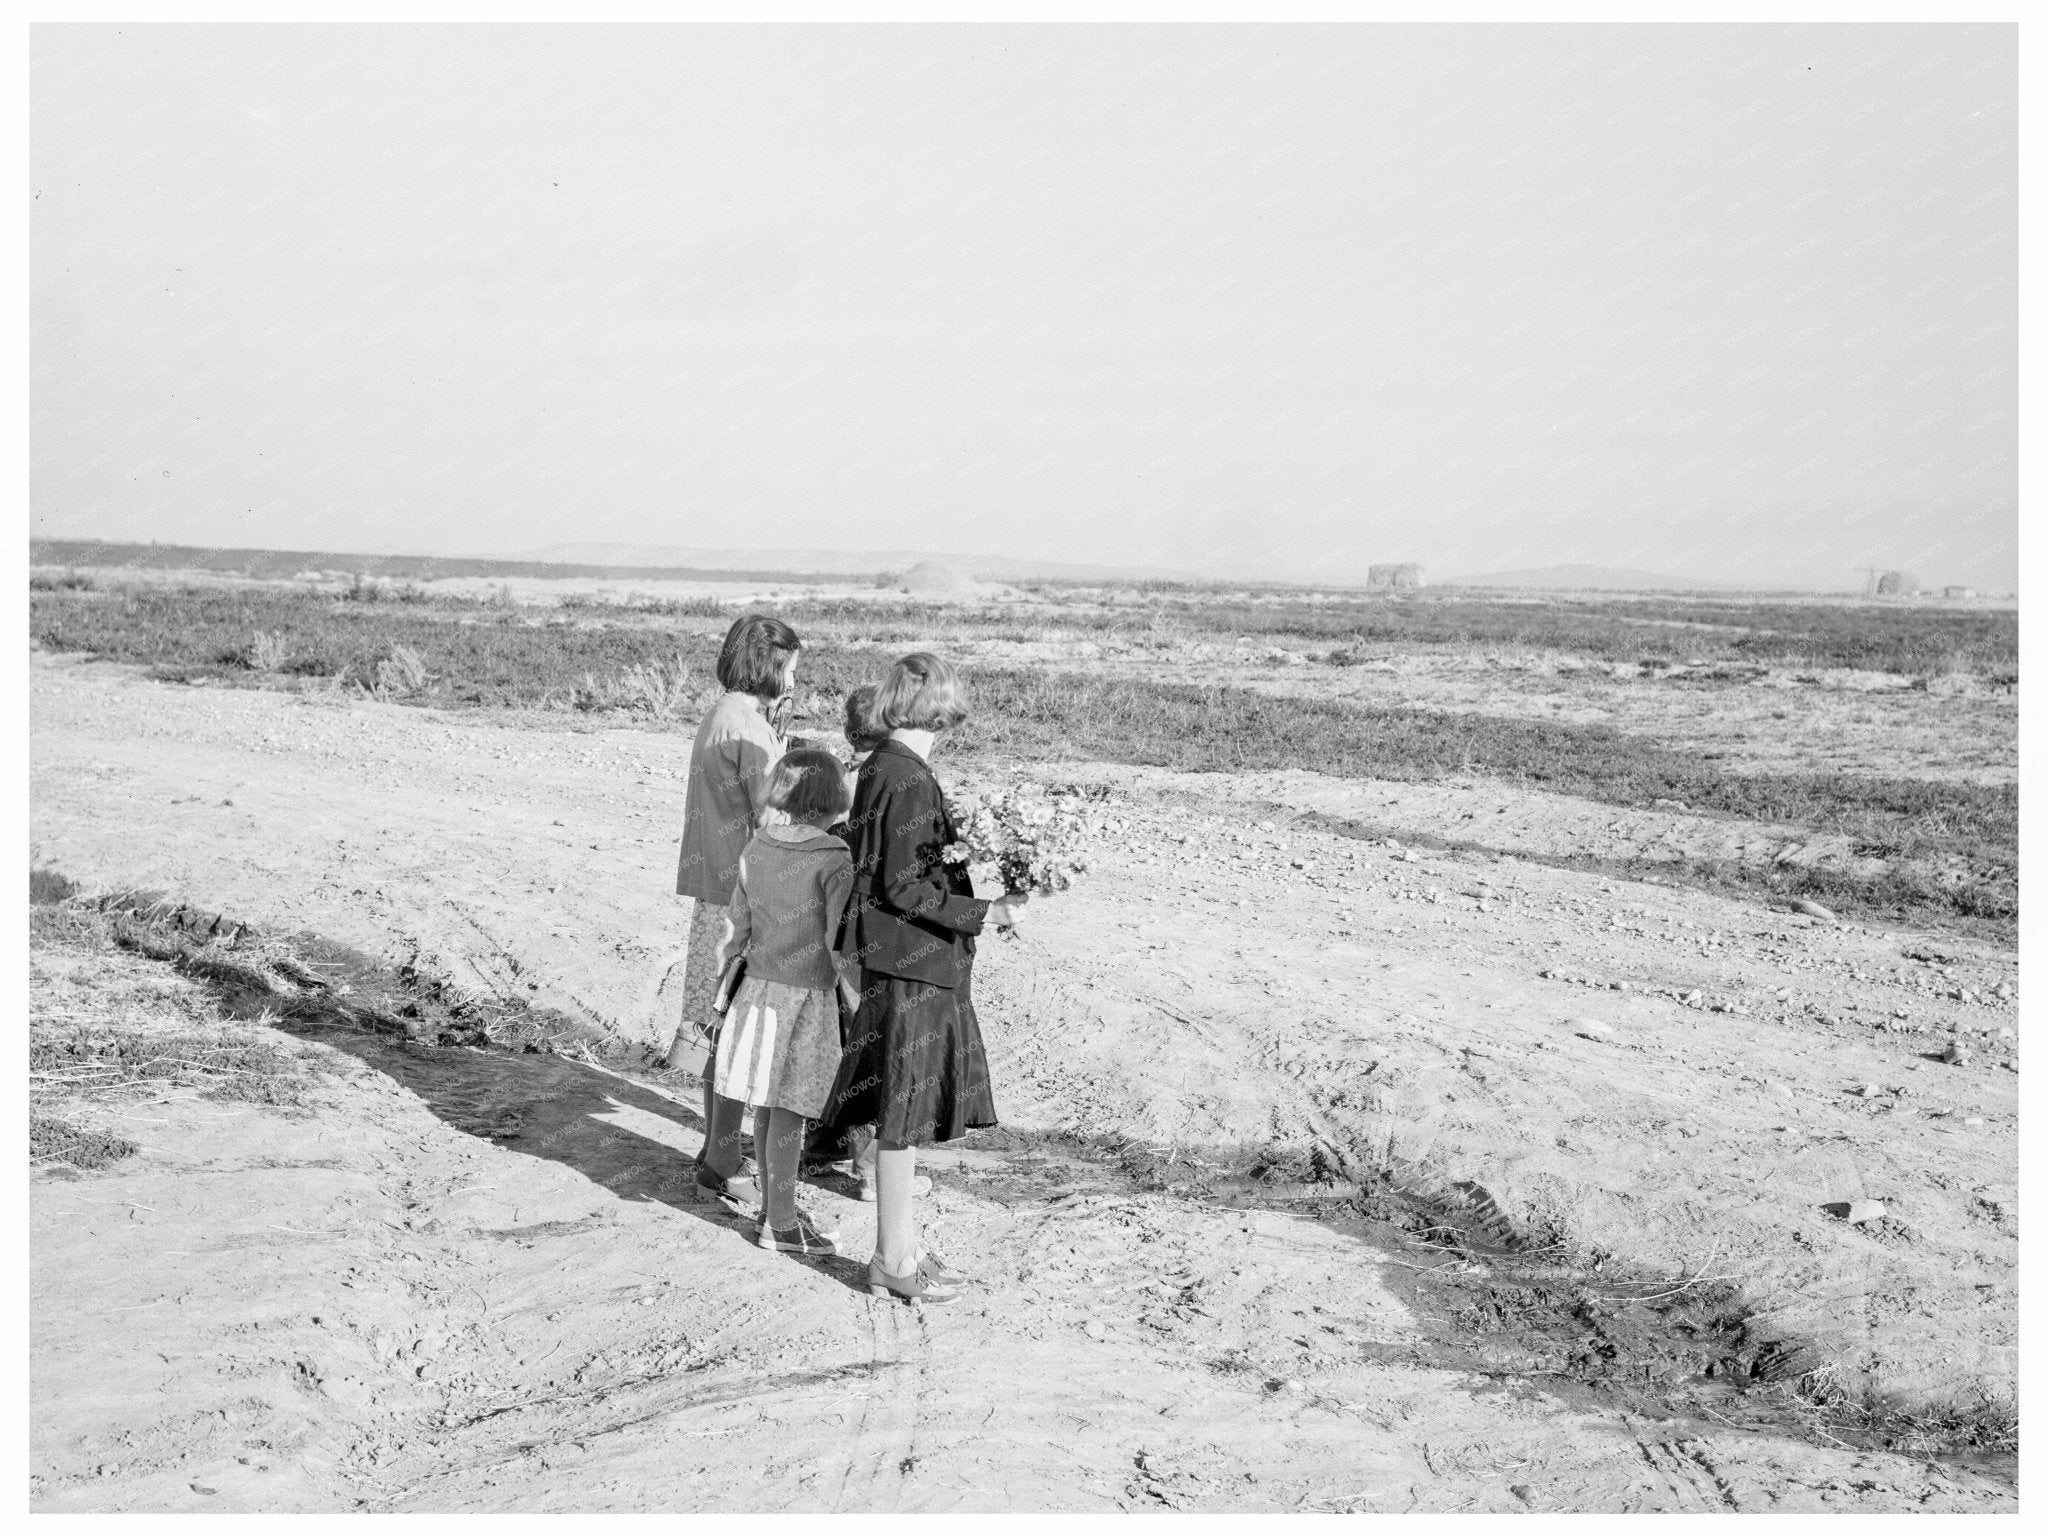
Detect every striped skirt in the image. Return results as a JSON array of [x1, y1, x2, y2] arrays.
[[711, 976, 843, 1118]]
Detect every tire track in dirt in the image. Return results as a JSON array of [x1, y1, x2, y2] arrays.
[[829, 1301, 925, 1510], [1648, 1438, 1744, 1512]]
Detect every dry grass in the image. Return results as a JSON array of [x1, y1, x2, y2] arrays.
[[29, 567, 97, 592], [27, 902, 344, 1162], [31, 1019, 322, 1106], [29, 1116, 138, 1171], [29, 583, 2017, 930], [31, 867, 80, 904], [543, 652, 706, 718]]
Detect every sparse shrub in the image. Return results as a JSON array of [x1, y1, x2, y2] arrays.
[[30, 1115, 137, 1170], [630, 595, 735, 618], [339, 575, 428, 604], [245, 630, 290, 672], [617, 653, 694, 720], [32, 1014, 325, 1107], [541, 656, 712, 719], [371, 643, 430, 699], [29, 567, 95, 592], [30, 868, 79, 905], [548, 673, 605, 713]]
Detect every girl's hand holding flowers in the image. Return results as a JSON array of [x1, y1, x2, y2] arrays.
[[987, 892, 1029, 930], [941, 783, 1123, 922]]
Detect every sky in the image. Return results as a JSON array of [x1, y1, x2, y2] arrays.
[[31, 24, 2016, 589]]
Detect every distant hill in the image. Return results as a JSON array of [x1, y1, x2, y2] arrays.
[[30, 537, 1205, 589], [519, 543, 1198, 585], [1441, 564, 1755, 593], [28, 540, 859, 586]]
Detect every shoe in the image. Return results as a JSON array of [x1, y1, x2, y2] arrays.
[[802, 1159, 857, 1191], [755, 1212, 839, 1256], [867, 1257, 960, 1305], [857, 1172, 933, 1203], [797, 1205, 842, 1243], [695, 1166, 760, 1213], [918, 1248, 969, 1287]]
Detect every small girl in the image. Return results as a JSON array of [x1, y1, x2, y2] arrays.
[[840, 684, 885, 778], [711, 747, 860, 1255]]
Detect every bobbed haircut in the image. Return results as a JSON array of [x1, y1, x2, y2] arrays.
[[842, 685, 885, 752], [716, 614, 802, 701], [873, 651, 969, 733], [765, 746, 854, 823]]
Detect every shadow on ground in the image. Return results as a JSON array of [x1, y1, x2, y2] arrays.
[[62, 887, 2022, 1473]]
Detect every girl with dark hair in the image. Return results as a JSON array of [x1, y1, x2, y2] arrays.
[[672, 613, 802, 1211], [820, 652, 1026, 1302]]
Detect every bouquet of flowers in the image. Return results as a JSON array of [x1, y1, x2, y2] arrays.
[[941, 782, 1124, 898]]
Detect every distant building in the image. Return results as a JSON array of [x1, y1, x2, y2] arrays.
[[1875, 570, 1920, 596], [1943, 585, 1976, 599], [1367, 563, 1424, 589]]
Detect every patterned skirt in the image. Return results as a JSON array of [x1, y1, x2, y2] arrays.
[[821, 972, 998, 1147], [712, 976, 843, 1119], [677, 899, 730, 1037]]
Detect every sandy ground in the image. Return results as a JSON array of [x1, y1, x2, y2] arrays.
[[29, 652, 2018, 1512]]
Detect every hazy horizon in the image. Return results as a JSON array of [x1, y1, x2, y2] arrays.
[[32, 25, 2017, 590]]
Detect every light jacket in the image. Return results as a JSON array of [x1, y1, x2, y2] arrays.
[[676, 691, 781, 903], [716, 824, 856, 992]]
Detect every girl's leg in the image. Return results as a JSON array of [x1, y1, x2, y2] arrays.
[[759, 1107, 806, 1228], [873, 1139, 919, 1272], [702, 1088, 747, 1181], [852, 1125, 878, 1179]]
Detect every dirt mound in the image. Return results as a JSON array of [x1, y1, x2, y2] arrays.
[[894, 560, 980, 597]]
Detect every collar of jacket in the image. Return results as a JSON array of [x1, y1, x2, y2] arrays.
[[759, 823, 849, 852], [870, 737, 931, 769]]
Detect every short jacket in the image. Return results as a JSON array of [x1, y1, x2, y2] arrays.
[[841, 739, 990, 988], [714, 824, 855, 992]]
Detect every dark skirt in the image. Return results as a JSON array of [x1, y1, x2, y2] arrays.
[[820, 971, 998, 1147]]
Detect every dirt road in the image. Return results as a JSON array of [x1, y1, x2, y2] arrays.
[[30, 652, 2018, 1511]]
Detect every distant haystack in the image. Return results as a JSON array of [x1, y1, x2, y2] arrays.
[[1875, 570, 1920, 596], [897, 560, 977, 597], [1943, 585, 1976, 599], [1367, 563, 1424, 589]]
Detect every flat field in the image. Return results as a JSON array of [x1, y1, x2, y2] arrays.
[[29, 568, 2018, 1512]]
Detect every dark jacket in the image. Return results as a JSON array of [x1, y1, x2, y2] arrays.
[[841, 739, 990, 988]]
